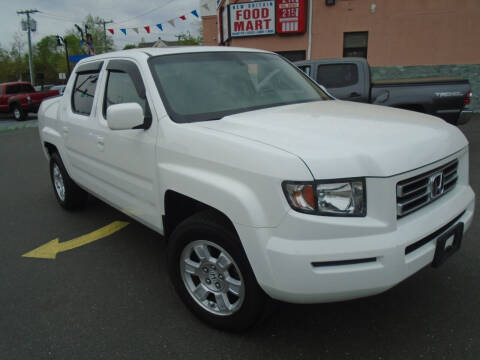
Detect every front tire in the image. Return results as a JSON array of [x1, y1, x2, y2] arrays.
[[167, 211, 267, 331], [49, 152, 88, 210], [12, 104, 26, 121]]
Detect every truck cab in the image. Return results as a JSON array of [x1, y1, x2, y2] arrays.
[[296, 58, 371, 103]]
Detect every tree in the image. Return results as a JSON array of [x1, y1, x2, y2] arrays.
[[33, 36, 65, 85], [176, 31, 203, 45], [63, 34, 85, 56], [2, 33, 29, 81], [10, 32, 26, 59], [123, 44, 137, 50], [66, 14, 114, 55]]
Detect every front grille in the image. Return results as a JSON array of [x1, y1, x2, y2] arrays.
[[397, 160, 458, 218]]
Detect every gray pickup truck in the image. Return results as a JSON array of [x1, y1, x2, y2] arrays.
[[295, 58, 472, 125]]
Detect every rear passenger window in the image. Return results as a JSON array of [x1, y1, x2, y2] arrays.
[[316, 64, 358, 88], [72, 72, 100, 115], [20, 84, 34, 93]]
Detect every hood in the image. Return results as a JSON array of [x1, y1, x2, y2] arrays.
[[197, 100, 468, 178]]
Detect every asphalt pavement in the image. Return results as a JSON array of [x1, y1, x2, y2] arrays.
[[1, 116, 479, 359]]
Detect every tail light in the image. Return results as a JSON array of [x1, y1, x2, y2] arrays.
[[464, 91, 472, 106]]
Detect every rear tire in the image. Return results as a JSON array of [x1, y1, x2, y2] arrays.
[[12, 104, 26, 121], [49, 152, 88, 210], [167, 211, 267, 331]]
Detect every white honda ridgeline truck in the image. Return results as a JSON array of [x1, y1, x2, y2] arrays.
[[38, 47, 475, 331]]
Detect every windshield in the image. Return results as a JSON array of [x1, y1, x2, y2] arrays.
[[149, 52, 330, 123]]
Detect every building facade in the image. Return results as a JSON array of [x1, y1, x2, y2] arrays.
[[201, 0, 480, 110]]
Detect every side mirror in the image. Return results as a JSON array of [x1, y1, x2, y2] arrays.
[[106, 103, 144, 130]]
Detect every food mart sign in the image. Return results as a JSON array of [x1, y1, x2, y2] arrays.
[[230, 1, 275, 37]]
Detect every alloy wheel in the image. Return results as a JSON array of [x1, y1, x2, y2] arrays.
[[180, 240, 245, 316]]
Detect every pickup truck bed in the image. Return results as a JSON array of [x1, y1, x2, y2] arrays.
[[295, 58, 472, 125], [371, 77, 471, 124]]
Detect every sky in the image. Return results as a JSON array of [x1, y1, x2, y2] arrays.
[[2, 0, 201, 51]]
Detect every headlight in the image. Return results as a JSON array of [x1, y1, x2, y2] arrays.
[[283, 179, 366, 217]]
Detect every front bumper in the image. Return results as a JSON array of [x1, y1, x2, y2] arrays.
[[236, 152, 475, 303]]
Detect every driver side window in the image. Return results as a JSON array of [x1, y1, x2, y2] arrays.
[[103, 71, 147, 117]]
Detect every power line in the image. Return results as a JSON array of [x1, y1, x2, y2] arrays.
[[38, 11, 83, 23], [36, 13, 79, 24], [115, 0, 175, 24]]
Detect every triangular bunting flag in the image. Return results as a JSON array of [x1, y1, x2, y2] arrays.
[[132, 28, 139, 34], [156, 24, 163, 31], [120, 28, 127, 35], [168, 19, 175, 27], [107, 28, 114, 35], [191, 10, 199, 18], [144, 26, 150, 34], [180, 15, 187, 20]]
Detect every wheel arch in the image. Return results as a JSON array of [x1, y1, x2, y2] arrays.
[[163, 190, 237, 241], [8, 98, 21, 110], [395, 104, 426, 113], [161, 190, 272, 290], [44, 142, 59, 158]]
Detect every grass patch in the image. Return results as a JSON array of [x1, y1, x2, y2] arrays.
[[0, 124, 37, 133]]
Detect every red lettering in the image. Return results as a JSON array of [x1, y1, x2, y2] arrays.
[[244, 9, 251, 20], [246, 21, 254, 31], [264, 19, 272, 29], [234, 22, 245, 32], [255, 20, 263, 30], [261, 8, 269, 18], [253, 8, 260, 19], [236, 10, 242, 21]]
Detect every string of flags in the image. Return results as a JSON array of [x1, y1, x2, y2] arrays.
[[107, 5, 209, 36]]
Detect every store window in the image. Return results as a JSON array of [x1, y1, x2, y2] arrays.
[[276, 50, 306, 62], [343, 32, 368, 58]]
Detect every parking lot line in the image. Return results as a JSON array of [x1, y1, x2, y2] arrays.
[[22, 221, 129, 259]]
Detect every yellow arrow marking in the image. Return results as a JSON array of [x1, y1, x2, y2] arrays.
[[22, 221, 129, 259]]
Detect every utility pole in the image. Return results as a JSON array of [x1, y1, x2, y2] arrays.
[[17, 9, 38, 85], [97, 19, 113, 53]]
